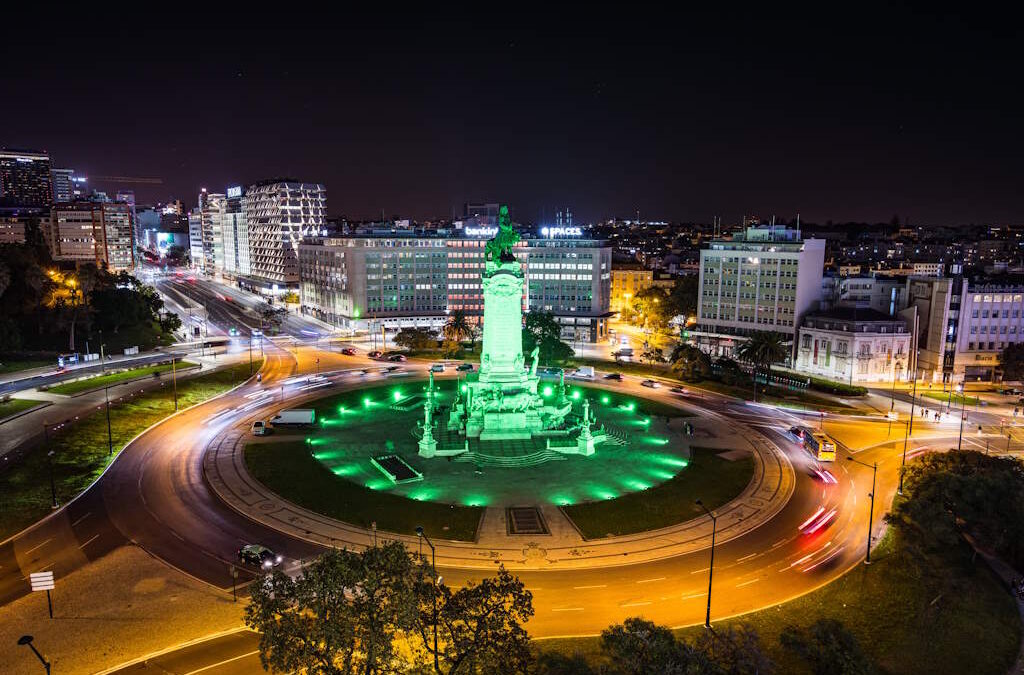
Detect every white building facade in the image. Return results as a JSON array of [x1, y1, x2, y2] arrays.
[[245, 180, 326, 290], [796, 309, 912, 384]]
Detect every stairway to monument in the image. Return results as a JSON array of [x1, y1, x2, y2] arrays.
[[453, 447, 568, 468]]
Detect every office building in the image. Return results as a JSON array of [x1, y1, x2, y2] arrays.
[[0, 149, 53, 208], [245, 180, 326, 290], [198, 189, 225, 276], [48, 201, 135, 271], [51, 168, 74, 202], [220, 186, 250, 278], [796, 308, 913, 384], [956, 280, 1024, 381], [188, 212, 204, 267], [298, 227, 612, 342], [694, 225, 826, 357]]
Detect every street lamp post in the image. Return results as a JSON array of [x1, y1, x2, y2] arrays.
[[846, 456, 877, 564], [415, 526, 440, 673], [899, 368, 919, 495], [171, 356, 178, 411], [695, 499, 717, 628], [17, 636, 51, 675], [957, 384, 966, 451], [104, 384, 113, 456]]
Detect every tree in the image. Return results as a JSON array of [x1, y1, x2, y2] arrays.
[[1000, 342, 1024, 381], [693, 623, 774, 675], [416, 566, 534, 674], [259, 303, 288, 334], [160, 312, 183, 334], [641, 345, 666, 365], [245, 543, 418, 675], [522, 311, 574, 364], [734, 332, 788, 401], [443, 310, 476, 346], [666, 276, 699, 321], [670, 344, 711, 382], [714, 357, 747, 387], [534, 652, 596, 675], [394, 327, 440, 351], [779, 619, 873, 675], [599, 617, 698, 675]]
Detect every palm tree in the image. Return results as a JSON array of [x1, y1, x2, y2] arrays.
[[443, 310, 476, 346], [734, 331, 789, 402]]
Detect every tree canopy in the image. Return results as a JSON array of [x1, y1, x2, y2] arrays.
[[522, 311, 573, 364]]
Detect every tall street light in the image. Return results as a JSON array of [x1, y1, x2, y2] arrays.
[[695, 499, 717, 628], [846, 456, 877, 564], [104, 384, 113, 456], [171, 356, 178, 411], [899, 368, 919, 495], [17, 635, 51, 674], [415, 526, 440, 673], [957, 383, 967, 451]]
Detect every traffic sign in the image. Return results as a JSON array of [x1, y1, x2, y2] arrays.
[[29, 572, 54, 591]]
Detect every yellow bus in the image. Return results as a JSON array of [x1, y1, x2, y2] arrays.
[[804, 431, 837, 462]]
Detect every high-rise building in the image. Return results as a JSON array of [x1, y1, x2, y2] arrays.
[[51, 168, 74, 202], [221, 186, 249, 278], [694, 225, 826, 358], [48, 201, 136, 271], [245, 180, 326, 290], [0, 149, 53, 208], [198, 189, 226, 276], [188, 212, 204, 267]]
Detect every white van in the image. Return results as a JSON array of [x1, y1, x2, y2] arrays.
[[430, 363, 446, 372]]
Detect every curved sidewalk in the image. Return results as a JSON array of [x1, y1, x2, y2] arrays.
[[203, 414, 795, 571]]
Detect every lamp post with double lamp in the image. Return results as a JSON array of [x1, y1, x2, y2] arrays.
[[17, 635, 51, 674], [899, 368, 919, 495], [415, 526, 440, 673], [695, 499, 717, 629], [846, 456, 877, 564]]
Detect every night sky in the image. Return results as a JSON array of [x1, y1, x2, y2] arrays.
[[2, 9, 1021, 226]]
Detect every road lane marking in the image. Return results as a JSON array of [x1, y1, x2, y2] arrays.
[[78, 534, 99, 549], [552, 607, 585, 612], [572, 585, 607, 590], [736, 552, 759, 562], [181, 650, 260, 675], [636, 577, 666, 584], [71, 512, 92, 527], [23, 538, 52, 556], [789, 553, 814, 568], [170, 530, 185, 541], [736, 578, 760, 588], [681, 592, 706, 600], [771, 538, 789, 549], [621, 601, 652, 607], [690, 567, 710, 574]]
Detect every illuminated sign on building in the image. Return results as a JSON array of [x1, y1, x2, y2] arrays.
[[226, 186, 243, 198], [541, 226, 583, 238], [465, 226, 498, 237]]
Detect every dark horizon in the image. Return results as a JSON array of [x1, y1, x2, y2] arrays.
[[2, 8, 1022, 226]]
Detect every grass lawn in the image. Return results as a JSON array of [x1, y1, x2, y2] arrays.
[[0, 358, 54, 375], [0, 397, 43, 420], [0, 360, 260, 541], [47, 360, 199, 396], [921, 391, 982, 407], [538, 528, 1021, 675], [562, 447, 754, 538], [244, 440, 483, 541]]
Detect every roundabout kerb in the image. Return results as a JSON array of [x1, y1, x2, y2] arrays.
[[203, 372, 796, 571]]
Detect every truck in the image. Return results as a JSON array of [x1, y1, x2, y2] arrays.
[[568, 366, 595, 379], [269, 409, 316, 426]]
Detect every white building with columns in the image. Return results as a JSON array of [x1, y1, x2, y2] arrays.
[[796, 308, 913, 384]]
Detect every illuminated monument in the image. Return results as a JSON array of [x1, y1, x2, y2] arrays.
[[420, 206, 574, 455]]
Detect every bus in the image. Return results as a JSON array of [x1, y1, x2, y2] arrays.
[[804, 431, 837, 462]]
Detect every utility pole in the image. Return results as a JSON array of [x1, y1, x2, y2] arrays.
[[696, 499, 717, 628], [847, 456, 877, 563], [899, 368, 918, 494], [104, 385, 113, 456]]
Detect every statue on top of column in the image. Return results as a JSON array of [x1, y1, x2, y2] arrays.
[[484, 205, 520, 263]]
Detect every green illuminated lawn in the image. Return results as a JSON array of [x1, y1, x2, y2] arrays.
[[0, 360, 260, 541], [244, 440, 484, 541], [538, 528, 1020, 675], [0, 397, 42, 420], [921, 391, 982, 408], [562, 447, 754, 538], [47, 360, 200, 396]]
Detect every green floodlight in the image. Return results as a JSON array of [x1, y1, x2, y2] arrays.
[[363, 397, 371, 407], [542, 385, 553, 397], [571, 390, 581, 400], [627, 402, 636, 412], [339, 406, 347, 414], [461, 384, 468, 392], [393, 390, 402, 402], [601, 395, 610, 404]]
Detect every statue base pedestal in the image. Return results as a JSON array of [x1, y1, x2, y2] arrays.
[[418, 436, 437, 458]]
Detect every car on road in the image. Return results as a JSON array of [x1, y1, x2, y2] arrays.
[[798, 506, 838, 535], [568, 366, 595, 379], [251, 420, 270, 436], [456, 363, 474, 372], [228, 327, 240, 336], [430, 363, 445, 372], [237, 544, 283, 569], [670, 386, 688, 395], [388, 354, 407, 362], [385, 365, 402, 372], [603, 372, 623, 381], [539, 367, 562, 377], [640, 379, 661, 389], [368, 350, 383, 359], [340, 348, 357, 356]]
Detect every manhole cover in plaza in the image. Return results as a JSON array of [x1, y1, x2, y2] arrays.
[[507, 507, 549, 535]]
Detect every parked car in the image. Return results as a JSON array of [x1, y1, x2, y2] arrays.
[[341, 348, 357, 356], [603, 372, 623, 381], [368, 350, 383, 359], [237, 544, 283, 569], [388, 354, 407, 362], [431, 363, 445, 372], [456, 363, 475, 372], [251, 420, 270, 436], [640, 379, 661, 389]]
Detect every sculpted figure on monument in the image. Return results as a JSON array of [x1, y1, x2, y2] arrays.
[[484, 205, 521, 263]]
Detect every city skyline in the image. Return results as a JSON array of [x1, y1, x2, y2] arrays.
[[3, 10, 1022, 226]]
